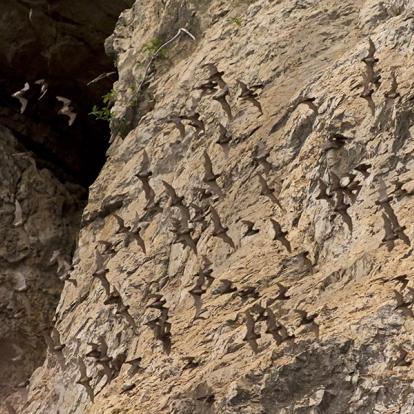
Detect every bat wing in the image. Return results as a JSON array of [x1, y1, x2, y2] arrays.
[[368, 37, 376, 58], [162, 181, 177, 199], [77, 357, 87, 377], [270, 219, 282, 235], [142, 180, 155, 204], [98, 336, 108, 355], [13, 200, 23, 226], [219, 233, 235, 249], [203, 151, 214, 177], [209, 206, 223, 232], [141, 150, 151, 173], [257, 174, 268, 192]]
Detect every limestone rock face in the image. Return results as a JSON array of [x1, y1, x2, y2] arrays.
[[8, 0, 414, 413], [0, 126, 84, 409]]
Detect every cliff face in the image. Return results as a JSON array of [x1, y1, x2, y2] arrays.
[[0, 0, 132, 411], [4, 0, 414, 413], [0, 126, 84, 409]]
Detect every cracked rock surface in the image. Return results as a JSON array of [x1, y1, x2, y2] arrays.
[[4, 0, 414, 413]]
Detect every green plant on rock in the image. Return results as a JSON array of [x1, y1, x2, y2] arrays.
[[89, 89, 116, 121], [142, 37, 168, 59], [228, 17, 242, 26]]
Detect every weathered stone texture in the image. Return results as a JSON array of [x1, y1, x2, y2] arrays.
[[5, 0, 414, 413], [0, 126, 84, 410]]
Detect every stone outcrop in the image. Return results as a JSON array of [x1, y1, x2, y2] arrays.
[[4, 0, 414, 413]]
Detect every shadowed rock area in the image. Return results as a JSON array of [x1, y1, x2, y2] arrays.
[[0, 126, 85, 407], [3, 0, 414, 413], [0, 0, 133, 185], [0, 0, 133, 410]]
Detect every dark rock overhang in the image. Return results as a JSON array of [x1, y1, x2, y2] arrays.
[[0, 0, 134, 186]]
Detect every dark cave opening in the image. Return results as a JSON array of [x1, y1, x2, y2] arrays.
[[0, 76, 114, 188], [0, 0, 135, 188]]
